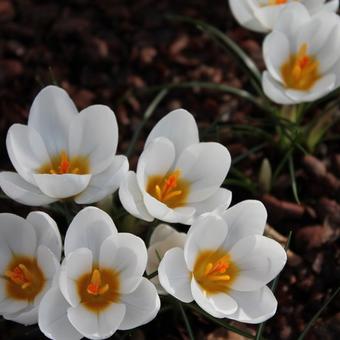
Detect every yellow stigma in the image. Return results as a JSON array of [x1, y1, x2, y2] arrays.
[[37, 150, 90, 175], [193, 250, 239, 295], [4, 256, 45, 301], [146, 170, 190, 209], [281, 43, 320, 91], [77, 267, 120, 312]]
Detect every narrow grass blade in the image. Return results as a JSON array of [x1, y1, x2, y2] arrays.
[[178, 302, 195, 340], [288, 155, 300, 204], [126, 89, 168, 158], [297, 286, 340, 340], [166, 15, 262, 85], [145, 81, 266, 111]]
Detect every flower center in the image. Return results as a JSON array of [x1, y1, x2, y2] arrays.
[[37, 150, 90, 175], [281, 43, 320, 90], [77, 267, 120, 312], [193, 250, 239, 295], [146, 170, 190, 209], [4, 256, 45, 301]]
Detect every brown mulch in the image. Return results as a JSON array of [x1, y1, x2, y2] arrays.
[[0, 1, 339, 339]]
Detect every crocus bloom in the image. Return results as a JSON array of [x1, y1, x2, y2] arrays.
[[146, 224, 186, 294], [262, 3, 340, 104], [39, 207, 160, 340], [0, 85, 128, 206], [119, 109, 232, 224], [0, 212, 61, 325], [158, 200, 287, 323], [229, 0, 339, 33]]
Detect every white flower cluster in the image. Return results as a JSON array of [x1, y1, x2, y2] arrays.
[[0, 86, 287, 339], [229, 0, 340, 104]]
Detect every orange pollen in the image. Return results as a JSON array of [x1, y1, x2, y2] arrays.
[[266, 0, 288, 6], [5, 264, 33, 289], [86, 269, 109, 296], [58, 151, 71, 174]]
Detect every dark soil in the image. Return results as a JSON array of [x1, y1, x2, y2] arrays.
[[0, 1, 339, 339]]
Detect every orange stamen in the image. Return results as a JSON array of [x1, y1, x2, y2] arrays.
[[5, 264, 33, 289], [87, 269, 109, 296]]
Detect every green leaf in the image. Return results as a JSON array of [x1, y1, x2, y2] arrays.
[[178, 302, 195, 340]]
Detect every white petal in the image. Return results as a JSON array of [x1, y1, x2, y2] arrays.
[[69, 105, 118, 175], [188, 188, 232, 217], [99, 235, 119, 269], [176, 142, 231, 202], [184, 214, 229, 270], [208, 292, 238, 316], [97, 303, 126, 338], [119, 278, 160, 330], [229, 0, 268, 33], [4, 306, 38, 326], [254, 5, 286, 31], [262, 71, 294, 105], [0, 213, 36, 257], [158, 248, 193, 303], [147, 232, 187, 293], [162, 206, 196, 225], [68, 302, 125, 340], [6, 124, 50, 184], [227, 286, 278, 324], [323, 0, 339, 12], [274, 3, 310, 40], [145, 109, 199, 158], [332, 57, 340, 86], [38, 287, 82, 340], [60, 248, 93, 307], [317, 23, 340, 72], [118, 171, 154, 222], [33, 173, 91, 199], [285, 73, 336, 102], [28, 85, 78, 156], [149, 224, 177, 246], [75, 155, 129, 204], [263, 31, 290, 82], [0, 298, 28, 316], [0, 171, 57, 206], [230, 235, 287, 291], [64, 206, 117, 259], [222, 200, 267, 250], [190, 279, 224, 318], [110, 233, 147, 294], [0, 278, 7, 303], [37, 245, 60, 280], [26, 211, 62, 260], [142, 192, 174, 220], [136, 137, 175, 189]]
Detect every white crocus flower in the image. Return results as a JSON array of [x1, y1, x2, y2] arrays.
[[0, 86, 128, 206], [158, 200, 287, 323], [229, 0, 339, 33], [0, 212, 61, 325], [262, 3, 340, 104], [119, 109, 232, 225], [38, 207, 160, 340], [146, 224, 186, 294]]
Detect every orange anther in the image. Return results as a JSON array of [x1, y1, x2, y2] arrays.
[[87, 269, 109, 296], [5, 264, 32, 289]]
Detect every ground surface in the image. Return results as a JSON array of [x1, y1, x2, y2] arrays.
[[0, 0, 339, 339]]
